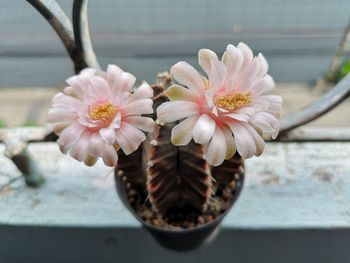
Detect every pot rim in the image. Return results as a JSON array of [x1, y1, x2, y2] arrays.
[[116, 173, 245, 234]]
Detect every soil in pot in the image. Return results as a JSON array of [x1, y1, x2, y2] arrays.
[[123, 173, 242, 230]]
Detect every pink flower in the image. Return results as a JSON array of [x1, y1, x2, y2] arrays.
[[157, 43, 283, 166], [48, 66, 154, 167]]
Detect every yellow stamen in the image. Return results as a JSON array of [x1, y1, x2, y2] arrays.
[[90, 103, 117, 121], [214, 92, 252, 111]]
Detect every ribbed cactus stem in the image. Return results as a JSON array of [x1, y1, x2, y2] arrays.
[[144, 72, 213, 214], [144, 123, 212, 214]]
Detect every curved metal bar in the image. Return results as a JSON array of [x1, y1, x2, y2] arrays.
[[279, 73, 350, 133], [26, 0, 87, 73], [325, 19, 350, 81], [73, 0, 101, 70]]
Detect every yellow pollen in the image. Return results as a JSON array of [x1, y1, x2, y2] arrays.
[[90, 103, 117, 121], [214, 92, 252, 111]]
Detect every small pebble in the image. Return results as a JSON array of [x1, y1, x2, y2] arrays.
[[198, 216, 205, 224], [150, 140, 158, 146]]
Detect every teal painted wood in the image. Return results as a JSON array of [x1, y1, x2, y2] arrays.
[[0, 142, 349, 229]]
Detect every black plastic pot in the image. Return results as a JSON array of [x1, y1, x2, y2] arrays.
[[115, 173, 244, 251]]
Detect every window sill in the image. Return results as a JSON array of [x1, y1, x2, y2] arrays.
[[0, 142, 349, 262]]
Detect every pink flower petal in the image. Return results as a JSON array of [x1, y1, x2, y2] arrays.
[[209, 60, 227, 89], [252, 74, 275, 95], [222, 125, 236, 160], [88, 76, 113, 102], [157, 101, 198, 122], [76, 115, 100, 129], [272, 123, 280, 139], [80, 68, 96, 76], [224, 113, 250, 122], [121, 99, 153, 116], [52, 93, 85, 112], [256, 53, 268, 78], [235, 106, 256, 116], [228, 122, 264, 159], [237, 57, 260, 91], [165, 85, 197, 101], [117, 72, 136, 94], [58, 142, 69, 154], [63, 86, 76, 97], [99, 128, 116, 144], [69, 131, 91, 162], [260, 95, 283, 115], [106, 64, 123, 93], [204, 88, 216, 108], [115, 122, 146, 155], [109, 113, 122, 129], [248, 100, 268, 112], [58, 123, 85, 150], [205, 126, 226, 166], [112, 91, 129, 106], [241, 123, 265, 156], [198, 48, 218, 74], [237, 42, 253, 71], [249, 112, 279, 134], [129, 83, 153, 102], [53, 123, 70, 135], [65, 73, 92, 100], [88, 132, 105, 156], [86, 132, 118, 167], [171, 115, 198, 145], [47, 108, 77, 123], [101, 143, 118, 167], [192, 114, 216, 144], [170, 61, 205, 95], [124, 116, 155, 132], [223, 44, 243, 79]]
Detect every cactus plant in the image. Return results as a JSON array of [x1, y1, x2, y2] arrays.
[[48, 43, 282, 232], [116, 73, 245, 228]]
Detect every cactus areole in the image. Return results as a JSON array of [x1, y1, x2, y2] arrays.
[[49, 44, 283, 251]]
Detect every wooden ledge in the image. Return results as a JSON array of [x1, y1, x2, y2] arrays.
[[0, 142, 349, 262], [0, 142, 349, 229]]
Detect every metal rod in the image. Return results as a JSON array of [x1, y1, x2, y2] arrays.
[[73, 0, 101, 70], [279, 73, 350, 133], [2, 132, 45, 187], [276, 127, 350, 142], [26, 0, 87, 73]]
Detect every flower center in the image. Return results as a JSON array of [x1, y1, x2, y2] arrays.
[[214, 92, 252, 111], [89, 102, 117, 122]]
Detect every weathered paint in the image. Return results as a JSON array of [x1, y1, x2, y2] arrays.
[[0, 142, 349, 229]]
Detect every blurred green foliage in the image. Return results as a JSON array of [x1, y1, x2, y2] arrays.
[[21, 120, 38, 127], [0, 118, 6, 128], [339, 59, 350, 80], [325, 58, 350, 83]]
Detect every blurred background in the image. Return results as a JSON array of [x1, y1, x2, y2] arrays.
[[1, 0, 350, 86], [0, 0, 350, 127]]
